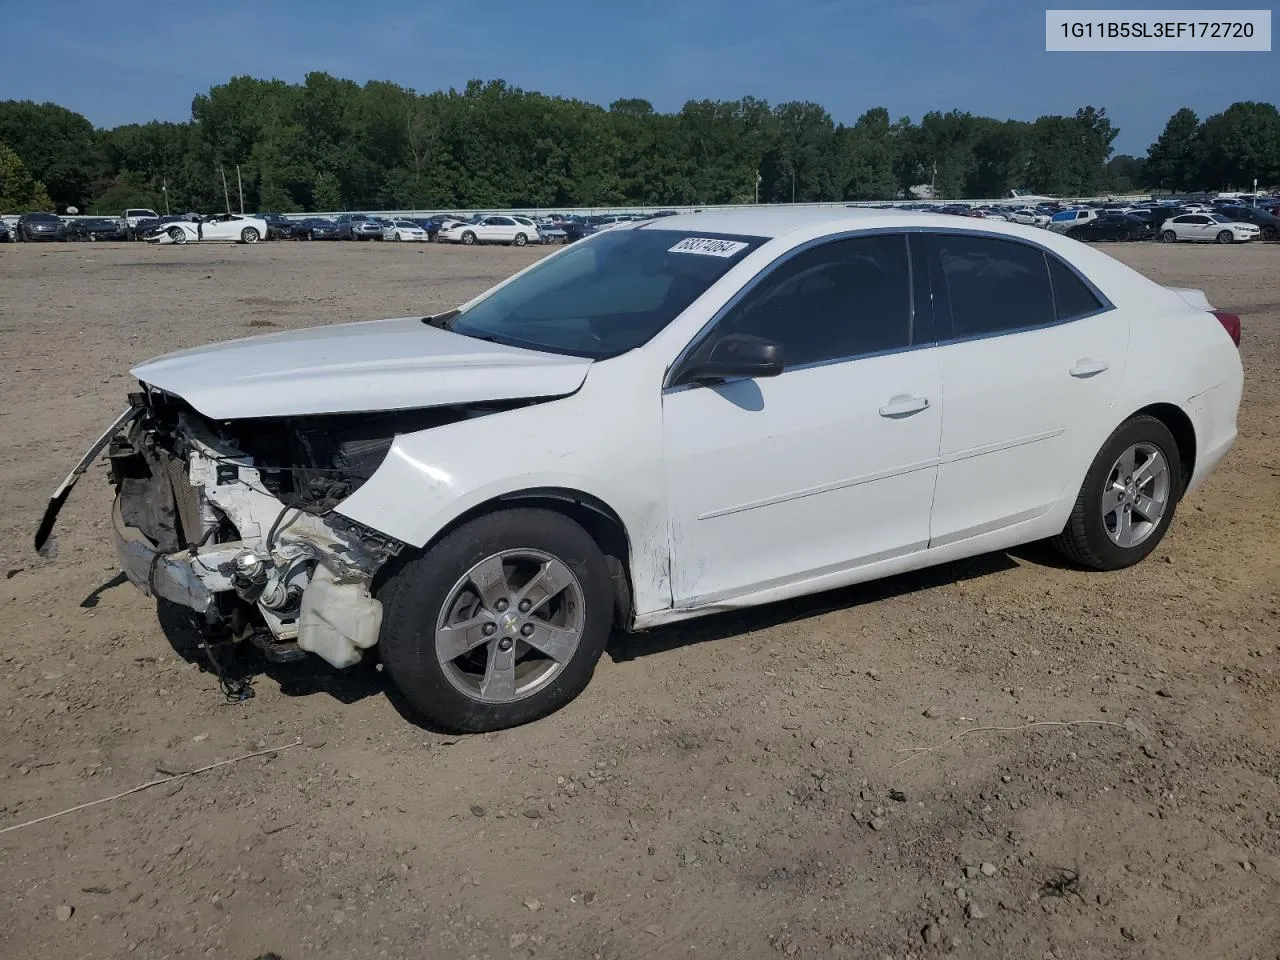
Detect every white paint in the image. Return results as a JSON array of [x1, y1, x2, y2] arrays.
[[122, 207, 1243, 642]]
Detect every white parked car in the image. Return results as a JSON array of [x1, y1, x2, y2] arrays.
[[148, 214, 268, 245], [439, 215, 540, 246], [1008, 209, 1050, 227], [1159, 213, 1260, 244], [384, 219, 428, 242], [39, 210, 1242, 732], [1047, 208, 1099, 233]]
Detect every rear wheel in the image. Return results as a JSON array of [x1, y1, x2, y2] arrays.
[[379, 508, 614, 732], [1052, 415, 1182, 571], [513, 232, 528, 246], [1160, 230, 1177, 243], [1216, 230, 1234, 244]]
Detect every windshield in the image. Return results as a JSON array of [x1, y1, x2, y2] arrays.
[[450, 228, 767, 359]]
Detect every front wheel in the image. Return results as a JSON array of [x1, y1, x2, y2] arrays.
[[1216, 230, 1234, 244], [461, 230, 477, 245], [1160, 230, 1177, 243], [1052, 415, 1182, 571], [379, 508, 614, 733], [168, 226, 187, 244], [241, 227, 260, 244]]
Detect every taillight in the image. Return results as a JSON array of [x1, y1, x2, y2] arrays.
[[1211, 309, 1241, 347]]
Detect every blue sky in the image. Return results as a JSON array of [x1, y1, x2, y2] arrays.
[[0, 0, 1271, 155]]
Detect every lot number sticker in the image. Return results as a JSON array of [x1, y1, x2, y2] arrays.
[[668, 237, 749, 257]]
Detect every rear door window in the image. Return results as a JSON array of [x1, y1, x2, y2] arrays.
[[930, 234, 1055, 338]]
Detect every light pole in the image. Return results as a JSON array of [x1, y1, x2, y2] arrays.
[[755, 170, 761, 204]]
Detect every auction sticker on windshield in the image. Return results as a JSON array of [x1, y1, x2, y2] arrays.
[[668, 237, 750, 257]]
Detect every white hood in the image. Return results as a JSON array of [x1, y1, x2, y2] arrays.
[[131, 316, 593, 419]]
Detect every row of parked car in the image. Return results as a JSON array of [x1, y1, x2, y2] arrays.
[[0, 208, 682, 246], [889, 196, 1280, 245]]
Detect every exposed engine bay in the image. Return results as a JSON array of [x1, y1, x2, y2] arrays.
[[104, 386, 530, 669]]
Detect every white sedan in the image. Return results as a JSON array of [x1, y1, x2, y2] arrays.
[[42, 210, 1242, 733], [1008, 209, 1051, 227], [439, 215, 540, 246], [384, 219, 428, 242], [1159, 213, 1260, 244], [148, 214, 268, 245]]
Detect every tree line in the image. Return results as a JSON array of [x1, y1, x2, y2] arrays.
[[0, 74, 1276, 216]]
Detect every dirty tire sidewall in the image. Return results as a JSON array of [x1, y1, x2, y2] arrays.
[[1052, 415, 1183, 571], [379, 508, 614, 733]]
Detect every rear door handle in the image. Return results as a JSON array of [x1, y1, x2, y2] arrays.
[[1069, 358, 1110, 378], [878, 395, 930, 418]]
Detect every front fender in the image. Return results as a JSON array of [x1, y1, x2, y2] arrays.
[[333, 377, 671, 615]]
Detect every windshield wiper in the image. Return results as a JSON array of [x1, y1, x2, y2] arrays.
[[422, 309, 461, 330]]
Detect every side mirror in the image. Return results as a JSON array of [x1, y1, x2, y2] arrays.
[[678, 333, 785, 385]]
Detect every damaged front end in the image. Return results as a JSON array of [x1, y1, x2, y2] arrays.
[[101, 388, 453, 668]]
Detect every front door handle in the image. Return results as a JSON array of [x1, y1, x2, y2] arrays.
[[878, 395, 930, 418], [1070, 358, 1110, 378]]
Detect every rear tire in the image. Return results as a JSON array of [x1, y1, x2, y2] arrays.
[[379, 508, 614, 733], [1052, 415, 1182, 571], [513, 232, 528, 246]]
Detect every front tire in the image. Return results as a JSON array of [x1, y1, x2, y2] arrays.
[[461, 230, 477, 245], [168, 226, 187, 244], [241, 227, 260, 244], [379, 508, 614, 733], [1216, 230, 1234, 244], [1052, 415, 1182, 571]]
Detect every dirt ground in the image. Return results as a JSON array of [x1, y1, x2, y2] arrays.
[[1, 237, 1276, 960]]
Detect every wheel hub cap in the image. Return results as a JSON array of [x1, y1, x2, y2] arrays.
[[434, 549, 586, 704], [1102, 442, 1171, 549]]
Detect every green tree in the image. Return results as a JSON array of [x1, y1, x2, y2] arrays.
[[1191, 101, 1280, 189], [0, 141, 53, 211], [1145, 107, 1200, 191], [0, 101, 99, 210]]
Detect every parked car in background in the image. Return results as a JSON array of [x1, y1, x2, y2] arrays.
[[1047, 209, 1100, 234], [52, 209, 1242, 732], [1008, 209, 1050, 227], [148, 213, 267, 244], [561, 220, 599, 243], [1216, 206, 1280, 240], [438, 215, 539, 246], [1065, 214, 1156, 243], [0, 219, 11, 242], [255, 212, 297, 240], [66, 217, 128, 241], [383, 218, 429, 241], [295, 217, 343, 240], [1160, 213, 1260, 244], [335, 214, 385, 241], [120, 208, 160, 240], [17, 212, 66, 241], [538, 222, 567, 243]]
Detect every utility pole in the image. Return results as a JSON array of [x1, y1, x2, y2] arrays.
[[755, 169, 761, 204], [162, 176, 170, 215], [219, 165, 231, 214], [791, 165, 796, 204], [236, 164, 244, 214]]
